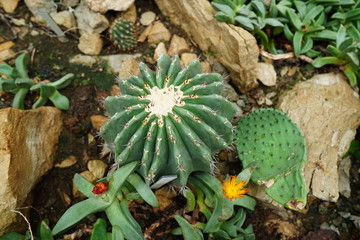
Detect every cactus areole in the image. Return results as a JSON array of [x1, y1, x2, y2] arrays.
[[101, 55, 237, 186]]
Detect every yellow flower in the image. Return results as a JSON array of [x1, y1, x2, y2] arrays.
[[222, 176, 248, 200]]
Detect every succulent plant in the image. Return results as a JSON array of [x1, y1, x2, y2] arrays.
[[0, 53, 33, 109], [100, 54, 236, 186], [172, 169, 256, 240], [235, 108, 307, 210], [109, 18, 137, 51]]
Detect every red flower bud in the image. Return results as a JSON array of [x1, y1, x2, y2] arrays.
[[92, 182, 109, 195]]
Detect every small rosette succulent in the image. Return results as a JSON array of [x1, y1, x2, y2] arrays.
[[101, 54, 236, 186]]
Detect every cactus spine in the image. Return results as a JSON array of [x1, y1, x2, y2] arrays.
[[101, 54, 236, 186], [235, 108, 307, 210], [109, 18, 137, 51]]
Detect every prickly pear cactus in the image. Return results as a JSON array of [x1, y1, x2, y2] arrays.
[[109, 18, 137, 51], [235, 108, 307, 210], [101, 54, 236, 186]]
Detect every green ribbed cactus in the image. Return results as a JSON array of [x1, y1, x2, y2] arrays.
[[109, 18, 137, 51], [100, 54, 236, 186], [235, 108, 307, 210]]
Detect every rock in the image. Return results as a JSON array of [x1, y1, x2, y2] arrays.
[[100, 54, 141, 74], [200, 61, 212, 73], [221, 82, 239, 102], [118, 58, 139, 79], [256, 62, 276, 86], [180, 53, 197, 66], [153, 187, 177, 212], [0, 49, 15, 63], [87, 160, 108, 179], [58, 0, 79, 9], [74, 1, 109, 34], [212, 60, 228, 76], [154, 42, 167, 61], [154, 0, 259, 92], [338, 156, 351, 198], [69, 54, 97, 67], [0, 41, 14, 52], [0, 0, 20, 13], [24, 0, 57, 21], [168, 34, 190, 56], [0, 107, 62, 235], [78, 33, 103, 55], [110, 84, 121, 96], [90, 115, 107, 130], [88, 133, 96, 146], [140, 11, 156, 26], [276, 73, 360, 202], [50, 10, 77, 32], [72, 171, 96, 198], [55, 155, 77, 168], [84, 0, 135, 13], [139, 21, 171, 44], [117, 4, 137, 23]]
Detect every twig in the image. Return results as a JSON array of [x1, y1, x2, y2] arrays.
[[259, 46, 313, 63], [10, 209, 34, 240]]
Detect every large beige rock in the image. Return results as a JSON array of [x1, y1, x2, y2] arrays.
[[0, 107, 62, 235], [78, 33, 103, 55], [154, 0, 259, 92], [85, 0, 135, 13], [276, 73, 360, 202], [0, 0, 20, 13], [74, 0, 109, 34]]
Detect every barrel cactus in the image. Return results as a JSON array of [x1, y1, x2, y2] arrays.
[[100, 54, 236, 186], [109, 18, 137, 51], [235, 108, 307, 210]]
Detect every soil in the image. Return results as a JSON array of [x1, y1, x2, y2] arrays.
[[1, 0, 360, 240]]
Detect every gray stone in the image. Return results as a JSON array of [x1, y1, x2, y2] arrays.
[[24, 0, 57, 21], [100, 54, 141, 74], [276, 73, 360, 202], [74, 0, 109, 34], [140, 11, 156, 26], [0, 107, 62, 235], [69, 54, 97, 67]]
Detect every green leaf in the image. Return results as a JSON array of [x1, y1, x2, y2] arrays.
[[214, 12, 235, 24], [52, 198, 110, 236], [107, 161, 138, 198], [310, 29, 337, 41], [300, 36, 313, 54], [38, 219, 54, 240], [343, 64, 358, 86], [251, 1, 266, 18], [287, 9, 303, 31], [183, 188, 196, 212], [174, 215, 203, 240], [90, 218, 108, 240], [293, 31, 304, 57], [303, 5, 324, 25], [0, 232, 24, 240], [232, 195, 257, 211], [237, 167, 253, 183], [126, 173, 158, 207], [12, 88, 29, 109], [264, 18, 284, 28], [0, 64, 15, 77], [49, 73, 74, 89], [15, 53, 29, 79], [49, 90, 70, 110], [336, 25, 347, 48], [312, 56, 346, 68], [345, 52, 359, 66], [283, 24, 294, 41], [14, 78, 33, 89], [327, 45, 343, 58], [212, 2, 235, 16], [112, 226, 124, 240], [74, 173, 95, 198], [338, 38, 355, 52], [331, 12, 345, 20], [347, 24, 360, 41], [345, 9, 360, 21], [234, 16, 254, 31]]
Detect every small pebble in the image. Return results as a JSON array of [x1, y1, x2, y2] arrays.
[[140, 11, 156, 26]]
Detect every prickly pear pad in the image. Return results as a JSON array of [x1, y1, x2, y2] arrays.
[[235, 108, 307, 210], [101, 54, 237, 186]]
